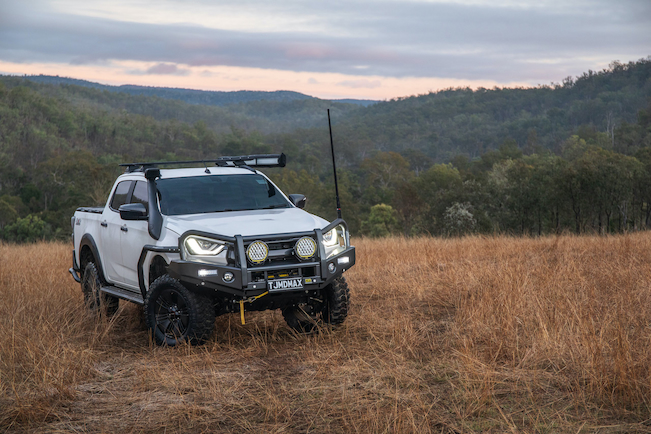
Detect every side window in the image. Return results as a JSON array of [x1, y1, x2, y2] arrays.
[[110, 181, 132, 211], [130, 181, 149, 213]]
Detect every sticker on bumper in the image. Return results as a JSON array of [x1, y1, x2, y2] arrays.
[[268, 278, 303, 291]]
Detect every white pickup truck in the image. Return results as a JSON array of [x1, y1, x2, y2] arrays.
[[69, 154, 355, 346]]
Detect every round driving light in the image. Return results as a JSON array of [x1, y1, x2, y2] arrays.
[[328, 262, 336, 273], [246, 241, 268, 264], [223, 272, 234, 282], [295, 236, 317, 260]]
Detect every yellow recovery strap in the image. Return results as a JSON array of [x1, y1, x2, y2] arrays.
[[239, 291, 269, 325]]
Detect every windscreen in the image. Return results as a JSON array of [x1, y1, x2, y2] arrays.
[[156, 174, 291, 216]]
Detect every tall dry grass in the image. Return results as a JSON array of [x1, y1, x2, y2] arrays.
[[1, 235, 651, 432]]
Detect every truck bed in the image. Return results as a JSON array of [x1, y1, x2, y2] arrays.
[[76, 207, 104, 214]]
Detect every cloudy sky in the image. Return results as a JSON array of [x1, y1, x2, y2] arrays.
[[0, 0, 649, 99]]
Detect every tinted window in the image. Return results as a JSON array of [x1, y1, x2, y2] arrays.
[[130, 181, 149, 213], [157, 174, 291, 216], [110, 181, 132, 210]]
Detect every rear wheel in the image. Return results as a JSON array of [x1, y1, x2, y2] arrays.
[[144, 275, 215, 346], [81, 262, 119, 316]]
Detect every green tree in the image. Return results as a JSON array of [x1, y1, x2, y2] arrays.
[[361, 204, 399, 237], [2, 214, 49, 242]]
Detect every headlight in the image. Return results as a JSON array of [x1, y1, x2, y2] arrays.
[[322, 224, 347, 259], [182, 235, 230, 265], [185, 236, 225, 256], [322, 228, 338, 247]]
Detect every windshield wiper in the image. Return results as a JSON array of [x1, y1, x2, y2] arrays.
[[261, 204, 290, 210]]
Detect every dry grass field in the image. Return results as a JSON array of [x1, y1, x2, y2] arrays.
[[2, 235, 651, 433]]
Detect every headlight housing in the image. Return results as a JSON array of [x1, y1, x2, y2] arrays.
[[322, 224, 348, 259], [181, 235, 230, 265]]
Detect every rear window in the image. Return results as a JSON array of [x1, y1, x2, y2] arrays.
[[156, 174, 291, 216]]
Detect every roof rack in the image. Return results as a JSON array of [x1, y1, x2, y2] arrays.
[[119, 153, 286, 173]]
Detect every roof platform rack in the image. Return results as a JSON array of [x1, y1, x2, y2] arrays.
[[119, 153, 286, 173]]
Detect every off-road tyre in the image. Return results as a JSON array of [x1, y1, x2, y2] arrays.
[[282, 276, 350, 332], [323, 276, 349, 325], [144, 274, 215, 346], [81, 262, 119, 316]]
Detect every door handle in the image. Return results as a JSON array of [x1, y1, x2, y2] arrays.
[[121, 225, 128, 232], [101, 221, 108, 227]]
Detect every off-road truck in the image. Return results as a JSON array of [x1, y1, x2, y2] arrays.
[[69, 154, 355, 345]]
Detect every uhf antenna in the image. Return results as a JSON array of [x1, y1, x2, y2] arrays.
[[327, 109, 342, 219]]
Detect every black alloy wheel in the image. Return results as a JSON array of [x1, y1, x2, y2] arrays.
[[144, 275, 215, 346], [153, 288, 190, 340]]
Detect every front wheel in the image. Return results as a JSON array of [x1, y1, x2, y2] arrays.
[[282, 276, 350, 332], [144, 275, 215, 346]]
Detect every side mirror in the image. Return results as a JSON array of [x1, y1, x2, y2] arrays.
[[288, 194, 307, 209], [119, 203, 148, 220]]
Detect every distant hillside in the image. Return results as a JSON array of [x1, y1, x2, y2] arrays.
[[328, 57, 651, 161], [0, 75, 362, 134], [18, 75, 376, 107], [2, 58, 651, 240]]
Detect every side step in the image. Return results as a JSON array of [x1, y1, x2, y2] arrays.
[[100, 285, 144, 305]]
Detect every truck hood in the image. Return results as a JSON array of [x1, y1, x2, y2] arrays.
[[164, 208, 330, 238]]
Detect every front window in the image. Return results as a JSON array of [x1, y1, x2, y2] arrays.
[[156, 174, 291, 216]]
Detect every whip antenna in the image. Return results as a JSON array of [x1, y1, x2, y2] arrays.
[[327, 109, 342, 219]]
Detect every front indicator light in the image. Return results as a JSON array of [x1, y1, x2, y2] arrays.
[[198, 269, 218, 277], [337, 256, 350, 265], [247, 241, 269, 264]]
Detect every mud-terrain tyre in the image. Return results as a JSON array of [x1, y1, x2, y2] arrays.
[[81, 262, 119, 316], [282, 276, 350, 332], [144, 275, 215, 346], [323, 276, 350, 325]]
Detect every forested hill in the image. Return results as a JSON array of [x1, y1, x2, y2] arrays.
[[0, 75, 362, 134], [18, 75, 377, 107], [1, 58, 651, 242], [329, 58, 651, 162]]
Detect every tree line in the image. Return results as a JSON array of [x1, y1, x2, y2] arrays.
[[1, 59, 650, 241]]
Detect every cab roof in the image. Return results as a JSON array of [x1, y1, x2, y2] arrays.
[[118, 166, 261, 180]]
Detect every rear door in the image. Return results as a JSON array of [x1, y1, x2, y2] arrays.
[[100, 180, 133, 284]]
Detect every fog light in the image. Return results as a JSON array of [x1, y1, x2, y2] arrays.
[[337, 256, 350, 265], [198, 269, 218, 277], [328, 263, 336, 273], [223, 272, 234, 282]]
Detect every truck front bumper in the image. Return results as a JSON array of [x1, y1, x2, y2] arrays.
[[167, 246, 355, 298]]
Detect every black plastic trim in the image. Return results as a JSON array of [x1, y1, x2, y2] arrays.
[[137, 245, 180, 298], [78, 233, 108, 283]]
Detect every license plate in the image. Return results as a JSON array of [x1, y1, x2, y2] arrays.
[[268, 277, 303, 291]]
